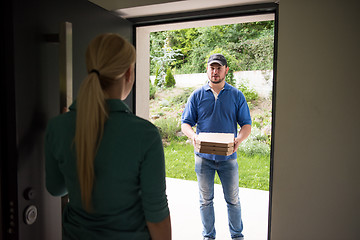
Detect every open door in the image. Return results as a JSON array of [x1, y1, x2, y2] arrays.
[[0, 1, 134, 239]]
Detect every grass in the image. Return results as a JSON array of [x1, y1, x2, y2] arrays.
[[237, 152, 270, 191], [164, 140, 270, 191], [164, 141, 197, 181]]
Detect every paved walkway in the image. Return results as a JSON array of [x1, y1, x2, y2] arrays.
[[166, 178, 269, 240]]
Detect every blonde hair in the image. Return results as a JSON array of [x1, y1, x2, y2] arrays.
[[75, 33, 135, 211]]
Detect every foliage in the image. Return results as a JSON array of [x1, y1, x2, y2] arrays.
[[154, 66, 161, 87], [237, 127, 270, 156], [164, 68, 176, 88], [154, 117, 182, 141], [151, 34, 182, 87], [150, 32, 167, 75], [150, 21, 274, 75], [149, 79, 157, 100], [237, 78, 259, 101], [229, 33, 274, 70]]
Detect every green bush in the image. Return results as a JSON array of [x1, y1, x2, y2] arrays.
[[149, 79, 157, 99], [252, 121, 261, 128], [164, 68, 176, 88], [237, 127, 270, 156], [154, 66, 165, 87], [237, 79, 258, 101], [238, 139, 270, 156], [226, 70, 236, 87], [154, 117, 181, 141]]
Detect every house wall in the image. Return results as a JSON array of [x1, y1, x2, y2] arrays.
[[271, 1, 360, 239]]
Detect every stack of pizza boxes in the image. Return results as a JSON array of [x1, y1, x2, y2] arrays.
[[195, 132, 235, 156]]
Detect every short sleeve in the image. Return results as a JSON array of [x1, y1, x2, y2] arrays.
[[236, 91, 252, 127], [181, 92, 197, 127]]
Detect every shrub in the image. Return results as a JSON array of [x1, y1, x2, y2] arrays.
[[226, 70, 236, 87], [154, 117, 181, 141], [164, 68, 176, 88], [154, 66, 165, 87], [149, 79, 156, 99], [237, 79, 258, 101], [237, 127, 270, 156], [238, 139, 270, 156]]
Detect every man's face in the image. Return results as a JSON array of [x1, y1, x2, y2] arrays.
[[207, 63, 229, 84]]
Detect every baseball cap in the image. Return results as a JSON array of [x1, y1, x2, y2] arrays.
[[208, 53, 227, 66]]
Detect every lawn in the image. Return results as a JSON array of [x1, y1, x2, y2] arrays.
[[164, 140, 270, 191]]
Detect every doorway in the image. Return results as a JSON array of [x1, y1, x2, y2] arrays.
[[135, 11, 276, 240]]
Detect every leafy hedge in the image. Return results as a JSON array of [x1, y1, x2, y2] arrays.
[[150, 21, 274, 75]]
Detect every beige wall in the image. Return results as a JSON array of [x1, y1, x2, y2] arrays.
[[271, 1, 360, 239]]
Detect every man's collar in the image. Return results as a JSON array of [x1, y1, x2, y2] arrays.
[[205, 81, 229, 91]]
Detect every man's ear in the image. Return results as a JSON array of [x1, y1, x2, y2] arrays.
[[225, 66, 229, 74]]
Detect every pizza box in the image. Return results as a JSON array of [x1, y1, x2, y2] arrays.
[[195, 132, 235, 156], [195, 143, 234, 152], [195, 132, 234, 148], [195, 145, 234, 156]]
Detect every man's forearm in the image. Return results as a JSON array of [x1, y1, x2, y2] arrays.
[[181, 123, 196, 139], [236, 124, 251, 143], [234, 124, 251, 152], [181, 123, 197, 146]]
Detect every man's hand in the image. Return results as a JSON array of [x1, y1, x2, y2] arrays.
[[181, 123, 197, 147], [233, 124, 251, 153], [233, 137, 240, 153], [191, 134, 198, 148]]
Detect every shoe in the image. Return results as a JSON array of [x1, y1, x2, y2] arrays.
[[203, 238, 215, 240], [232, 237, 244, 240]]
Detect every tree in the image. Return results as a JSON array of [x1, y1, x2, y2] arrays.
[[151, 35, 182, 88], [164, 68, 176, 88], [150, 20, 274, 75]]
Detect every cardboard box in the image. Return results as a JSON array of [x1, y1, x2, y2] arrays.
[[195, 133, 234, 156]]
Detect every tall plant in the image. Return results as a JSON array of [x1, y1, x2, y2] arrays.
[[151, 36, 182, 88]]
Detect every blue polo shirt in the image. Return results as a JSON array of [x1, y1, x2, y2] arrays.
[[181, 82, 252, 161]]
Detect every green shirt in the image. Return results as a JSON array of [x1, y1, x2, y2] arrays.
[[45, 99, 169, 240]]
